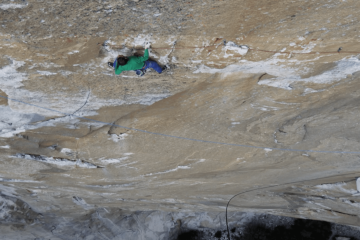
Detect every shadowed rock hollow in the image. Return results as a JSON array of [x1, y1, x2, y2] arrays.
[[2, 0, 360, 239]]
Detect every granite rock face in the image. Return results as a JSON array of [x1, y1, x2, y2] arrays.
[[2, 0, 360, 239]]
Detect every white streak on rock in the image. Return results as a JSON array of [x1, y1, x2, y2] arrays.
[[0, 3, 28, 10]]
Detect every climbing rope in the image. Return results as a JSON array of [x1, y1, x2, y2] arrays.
[[225, 173, 359, 240]]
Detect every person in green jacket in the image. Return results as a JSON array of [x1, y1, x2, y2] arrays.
[[108, 42, 165, 76]]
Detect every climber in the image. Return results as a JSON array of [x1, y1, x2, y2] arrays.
[[107, 42, 166, 76]]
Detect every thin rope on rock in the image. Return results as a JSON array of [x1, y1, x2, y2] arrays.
[[225, 173, 359, 240]]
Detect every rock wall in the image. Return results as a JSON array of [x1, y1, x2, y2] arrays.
[[2, 0, 360, 239]]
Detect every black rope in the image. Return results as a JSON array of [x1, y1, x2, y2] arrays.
[[225, 173, 359, 240]]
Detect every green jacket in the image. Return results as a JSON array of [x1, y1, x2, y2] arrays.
[[115, 49, 149, 75]]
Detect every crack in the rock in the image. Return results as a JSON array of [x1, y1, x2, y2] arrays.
[[258, 73, 267, 82], [167, 37, 180, 63], [14, 153, 103, 168], [281, 191, 335, 200], [322, 208, 358, 217], [107, 121, 117, 135], [302, 124, 308, 141]]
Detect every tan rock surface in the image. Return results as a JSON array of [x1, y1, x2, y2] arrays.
[[1, 0, 360, 238]]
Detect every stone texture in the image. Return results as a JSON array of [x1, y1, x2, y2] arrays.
[[2, 0, 360, 239]]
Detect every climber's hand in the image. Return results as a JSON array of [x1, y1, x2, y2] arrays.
[[144, 42, 151, 49]]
